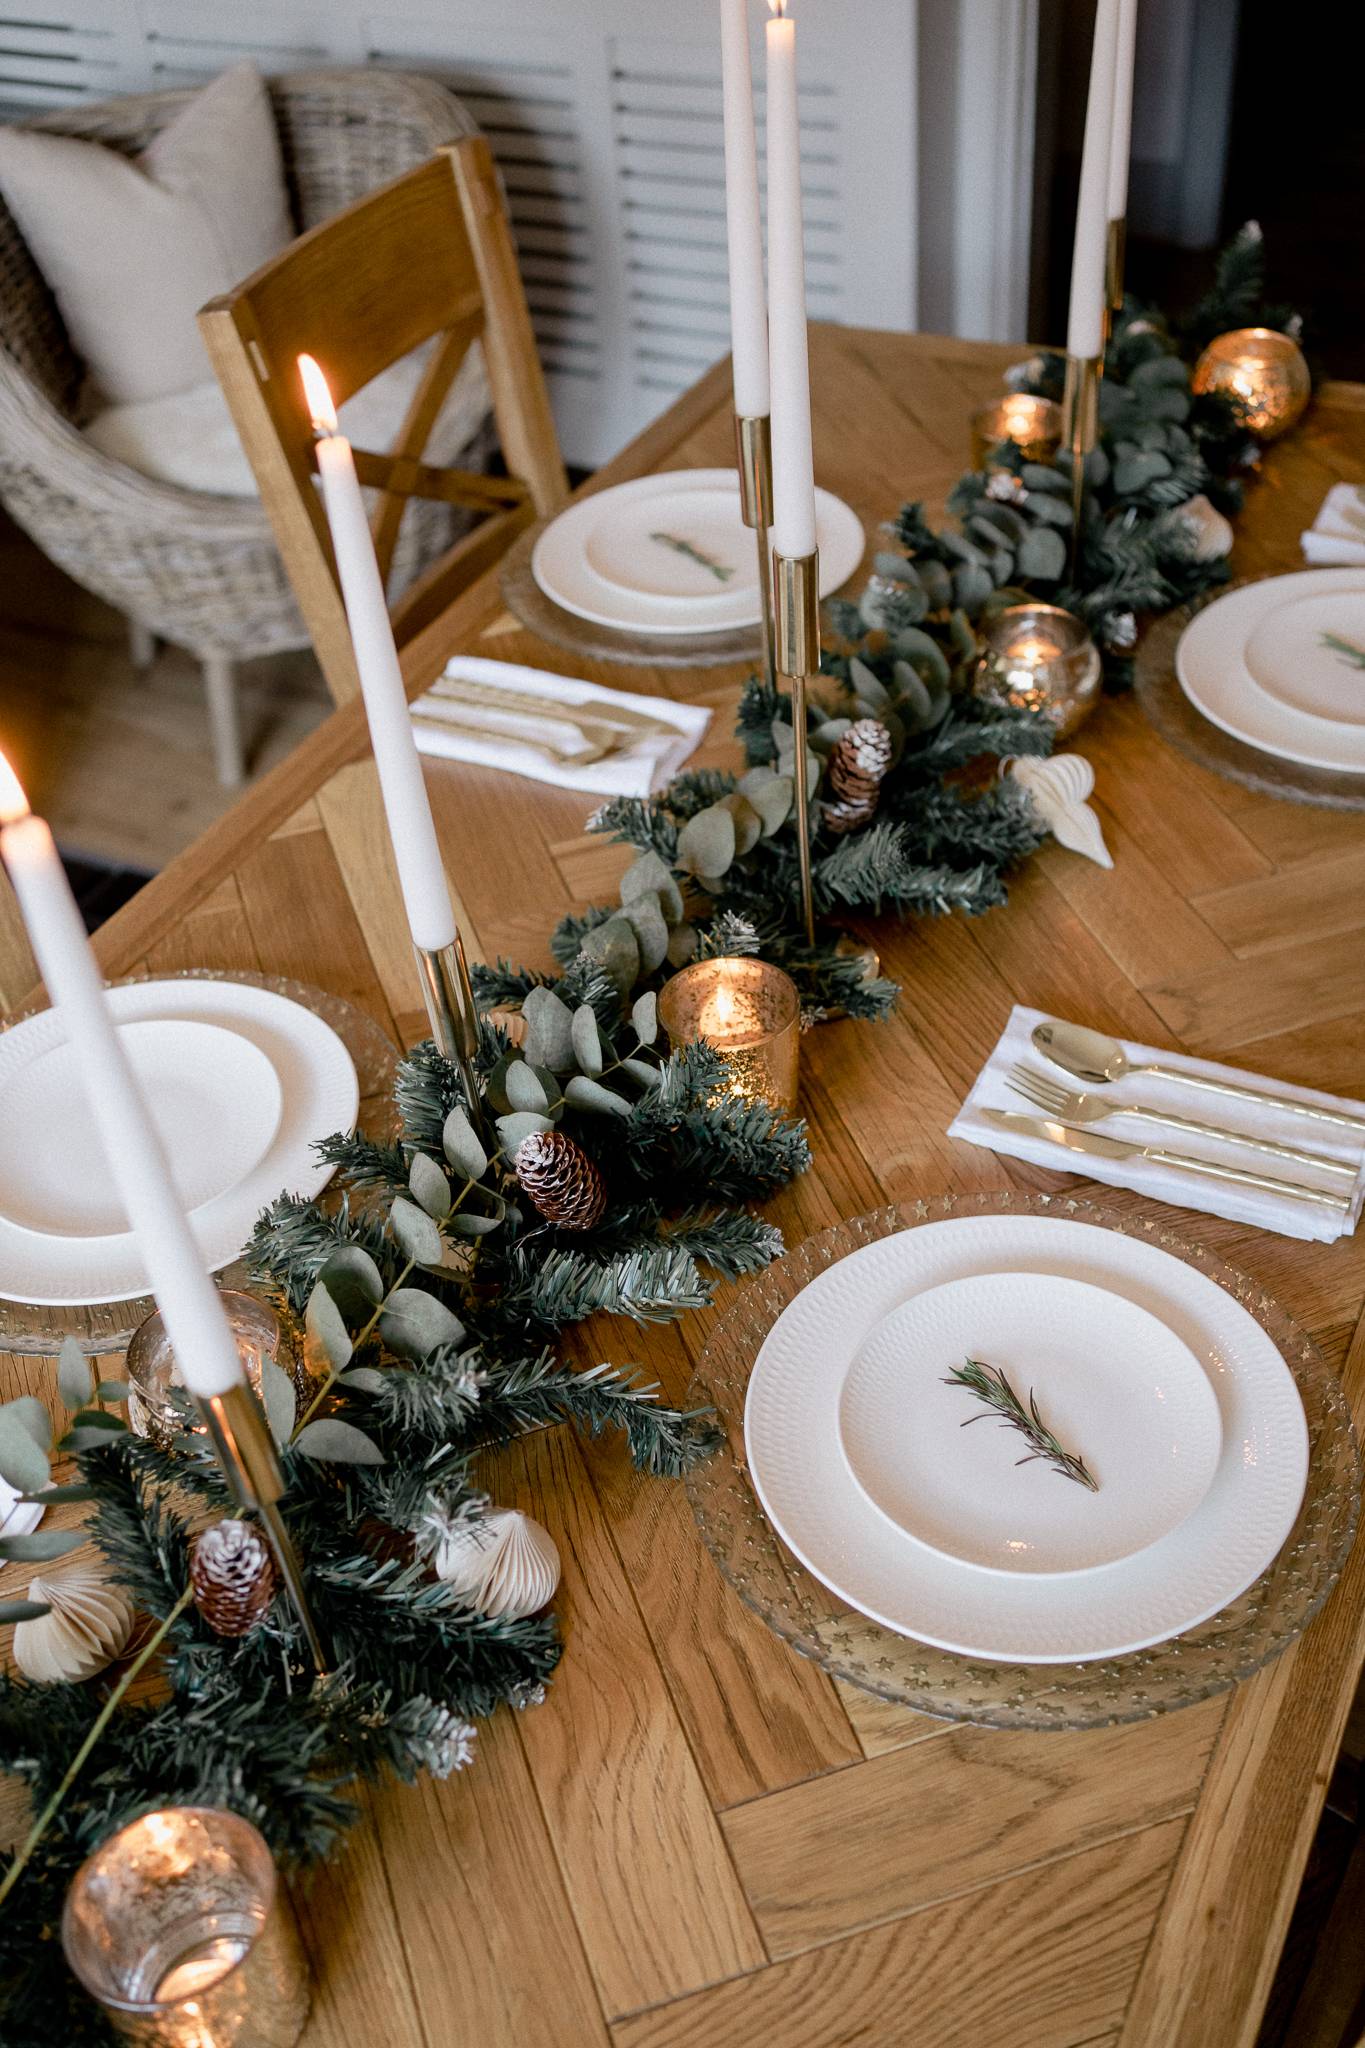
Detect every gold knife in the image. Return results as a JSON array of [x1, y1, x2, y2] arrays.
[[980, 1108, 1352, 1214]]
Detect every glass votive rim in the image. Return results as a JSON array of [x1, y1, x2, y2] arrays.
[[974, 603, 1102, 740], [61, 1805, 278, 2018], [126, 1291, 295, 1446], [970, 394, 1063, 467], [982, 602, 1092, 665]]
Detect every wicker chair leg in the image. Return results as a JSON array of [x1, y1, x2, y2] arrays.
[[199, 651, 246, 789], [127, 615, 156, 670]]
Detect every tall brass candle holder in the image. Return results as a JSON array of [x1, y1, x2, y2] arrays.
[[774, 547, 820, 946], [735, 413, 777, 690], [1061, 354, 1101, 577], [414, 934, 485, 1129]]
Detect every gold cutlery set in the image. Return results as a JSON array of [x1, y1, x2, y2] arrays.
[[416, 674, 681, 767], [995, 1019, 1364, 1219]]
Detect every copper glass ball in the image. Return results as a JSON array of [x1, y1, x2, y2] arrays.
[[1191, 327, 1310, 441]]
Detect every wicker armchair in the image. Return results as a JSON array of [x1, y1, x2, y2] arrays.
[[0, 69, 490, 787]]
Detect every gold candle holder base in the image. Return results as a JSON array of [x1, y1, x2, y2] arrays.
[[1061, 354, 1101, 577], [1105, 215, 1127, 322], [414, 937, 484, 1128], [735, 413, 776, 691], [194, 1382, 329, 1676], [774, 548, 821, 947]]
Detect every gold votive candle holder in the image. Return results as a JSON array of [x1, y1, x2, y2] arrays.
[[127, 1293, 307, 1451], [970, 393, 1063, 470], [62, 1807, 311, 2047], [1191, 326, 1310, 441], [973, 603, 1102, 739], [657, 957, 800, 1113]]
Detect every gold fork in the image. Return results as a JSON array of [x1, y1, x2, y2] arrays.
[[1006, 1062, 1359, 1181]]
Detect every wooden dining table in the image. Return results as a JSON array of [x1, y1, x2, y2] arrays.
[[8, 326, 1365, 2048]]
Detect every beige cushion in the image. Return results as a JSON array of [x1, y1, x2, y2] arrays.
[[0, 62, 293, 405], [84, 342, 494, 500]]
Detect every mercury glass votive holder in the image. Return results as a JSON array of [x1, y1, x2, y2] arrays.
[[62, 1807, 311, 2048], [1191, 326, 1311, 441], [970, 393, 1063, 469], [126, 1293, 304, 1450], [973, 602, 1102, 739], [657, 957, 800, 1113]]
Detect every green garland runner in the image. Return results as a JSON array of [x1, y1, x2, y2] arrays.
[[0, 224, 1310, 2042]]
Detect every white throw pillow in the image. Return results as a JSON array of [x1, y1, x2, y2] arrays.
[[0, 61, 294, 405]]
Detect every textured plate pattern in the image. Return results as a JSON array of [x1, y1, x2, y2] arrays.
[[687, 1192, 1358, 1727]]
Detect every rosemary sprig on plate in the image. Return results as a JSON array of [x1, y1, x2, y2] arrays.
[[1319, 630, 1365, 672], [650, 531, 735, 582], [942, 1358, 1098, 1491]]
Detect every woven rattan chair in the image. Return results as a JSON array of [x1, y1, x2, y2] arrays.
[[0, 69, 492, 787]]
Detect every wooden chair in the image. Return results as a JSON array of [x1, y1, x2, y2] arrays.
[[0, 868, 37, 1020], [198, 136, 569, 705]]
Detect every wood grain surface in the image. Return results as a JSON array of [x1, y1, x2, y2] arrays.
[[6, 327, 1365, 2047]]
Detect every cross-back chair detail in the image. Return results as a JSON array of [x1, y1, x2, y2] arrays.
[[198, 135, 568, 704]]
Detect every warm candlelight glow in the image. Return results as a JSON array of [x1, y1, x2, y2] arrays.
[[975, 603, 1101, 739], [297, 353, 338, 435], [1191, 328, 1311, 442], [970, 394, 1062, 470], [1005, 634, 1059, 667], [0, 749, 30, 825], [658, 958, 800, 1113], [704, 977, 741, 1037]]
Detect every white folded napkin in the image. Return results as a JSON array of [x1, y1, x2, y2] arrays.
[[950, 1005, 1365, 1243], [1301, 482, 1365, 566], [411, 655, 709, 797]]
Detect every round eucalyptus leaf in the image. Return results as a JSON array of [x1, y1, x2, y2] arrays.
[[389, 1197, 446, 1271], [305, 1281, 354, 1373], [317, 1245, 385, 1323], [631, 989, 658, 1046], [380, 1288, 466, 1361], [57, 1336, 93, 1412], [848, 656, 890, 714], [95, 1381, 131, 1404], [720, 793, 763, 858], [61, 1418, 130, 1452], [338, 1367, 388, 1393], [0, 1599, 52, 1624], [1016, 525, 1068, 582], [521, 985, 576, 1071], [497, 1109, 554, 1153], [619, 1056, 660, 1087], [0, 1528, 84, 1564], [506, 1060, 550, 1114], [294, 1419, 385, 1466], [448, 1207, 505, 1237], [571, 1003, 604, 1077], [6, 1397, 51, 1453], [442, 1105, 489, 1183], [564, 1075, 632, 1118], [409, 1151, 453, 1220], [259, 1357, 297, 1448], [676, 803, 736, 881], [622, 850, 683, 924], [579, 915, 641, 998], [952, 562, 995, 614], [622, 894, 670, 974], [667, 921, 699, 967]]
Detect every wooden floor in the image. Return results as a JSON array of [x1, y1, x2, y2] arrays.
[[0, 513, 331, 876]]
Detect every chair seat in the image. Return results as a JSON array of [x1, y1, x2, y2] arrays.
[[84, 340, 491, 501]]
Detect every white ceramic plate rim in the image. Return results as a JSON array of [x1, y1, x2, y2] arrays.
[[0, 1018, 283, 1238], [836, 1270, 1223, 1576], [0, 980, 359, 1305], [743, 1215, 1309, 1662], [1177, 569, 1365, 772], [532, 469, 865, 634]]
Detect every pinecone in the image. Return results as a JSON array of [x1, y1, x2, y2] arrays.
[[190, 1519, 279, 1637], [825, 717, 893, 835], [514, 1130, 607, 1231]]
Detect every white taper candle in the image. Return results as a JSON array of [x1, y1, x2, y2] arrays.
[[0, 761, 244, 1396], [1067, 0, 1121, 360], [1107, 0, 1139, 225], [719, 0, 770, 419], [764, 1, 818, 560], [300, 356, 456, 954]]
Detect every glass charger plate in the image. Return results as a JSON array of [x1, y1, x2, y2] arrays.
[[0, 971, 399, 1358], [684, 1191, 1360, 1730], [500, 519, 765, 669], [1135, 584, 1365, 811]]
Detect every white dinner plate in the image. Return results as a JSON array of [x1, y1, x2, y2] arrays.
[[0, 980, 359, 1306], [837, 1272, 1222, 1575], [744, 1214, 1309, 1663], [0, 1019, 282, 1237], [1244, 589, 1365, 726], [532, 469, 865, 635], [1176, 570, 1365, 772]]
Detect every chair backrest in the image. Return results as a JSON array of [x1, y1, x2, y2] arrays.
[[0, 868, 38, 1020], [198, 136, 568, 703]]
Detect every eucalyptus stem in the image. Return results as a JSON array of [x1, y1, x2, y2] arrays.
[[0, 1583, 195, 1908]]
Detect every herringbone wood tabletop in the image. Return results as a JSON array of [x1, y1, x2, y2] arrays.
[[5, 328, 1365, 2048]]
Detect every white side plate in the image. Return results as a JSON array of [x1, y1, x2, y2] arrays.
[[1177, 570, 1365, 771]]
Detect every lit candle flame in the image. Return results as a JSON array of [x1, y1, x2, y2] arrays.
[[0, 749, 31, 826], [711, 981, 738, 1032], [297, 353, 338, 435]]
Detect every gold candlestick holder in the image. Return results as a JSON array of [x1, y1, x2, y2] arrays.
[[1105, 215, 1126, 323], [774, 547, 820, 946], [735, 413, 777, 690], [1061, 354, 1101, 578], [194, 1382, 328, 1676], [414, 936, 484, 1127]]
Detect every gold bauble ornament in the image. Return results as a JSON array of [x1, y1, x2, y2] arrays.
[[1191, 327, 1310, 441]]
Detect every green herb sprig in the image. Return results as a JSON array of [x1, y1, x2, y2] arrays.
[[943, 1358, 1098, 1491]]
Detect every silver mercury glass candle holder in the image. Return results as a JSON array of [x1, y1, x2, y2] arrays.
[[973, 602, 1102, 740]]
